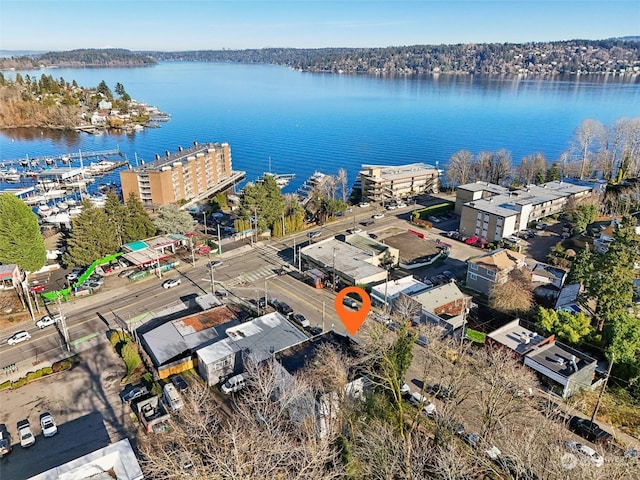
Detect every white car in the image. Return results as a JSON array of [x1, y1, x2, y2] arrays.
[[386, 204, 398, 210], [162, 278, 182, 289], [359, 202, 370, 208], [396, 202, 407, 208], [347, 228, 363, 234], [7, 330, 31, 345], [39, 413, 58, 437], [427, 215, 441, 223], [17, 420, 35, 448], [372, 213, 385, 219], [566, 441, 604, 467], [36, 315, 59, 329]]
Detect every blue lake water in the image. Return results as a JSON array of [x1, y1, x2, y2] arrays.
[[1, 62, 639, 194]]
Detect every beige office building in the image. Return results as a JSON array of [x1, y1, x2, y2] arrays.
[[120, 142, 244, 207]]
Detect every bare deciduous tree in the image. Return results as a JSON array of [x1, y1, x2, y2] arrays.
[[445, 150, 475, 187], [337, 168, 349, 203], [572, 118, 606, 179], [489, 268, 533, 314]]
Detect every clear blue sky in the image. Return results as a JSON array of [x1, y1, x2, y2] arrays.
[[2, 1, 638, 51]]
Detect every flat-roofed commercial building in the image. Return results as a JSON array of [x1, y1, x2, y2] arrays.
[[359, 163, 440, 202], [120, 141, 245, 207]]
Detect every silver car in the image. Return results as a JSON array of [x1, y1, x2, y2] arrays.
[[8, 331, 31, 345]]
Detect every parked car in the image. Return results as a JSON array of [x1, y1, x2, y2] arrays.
[[416, 335, 429, 347], [17, 419, 35, 448], [427, 216, 441, 223], [347, 228, 363, 234], [221, 373, 246, 394], [426, 384, 453, 400], [400, 383, 411, 396], [39, 412, 58, 437], [536, 222, 548, 230], [162, 278, 182, 289], [118, 269, 134, 278], [446, 230, 459, 238], [65, 269, 82, 281], [566, 441, 604, 467], [360, 220, 374, 226], [369, 233, 378, 239], [359, 202, 370, 208], [121, 385, 149, 403], [0, 424, 11, 458], [464, 236, 479, 245], [472, 239, 488, 248], [291, 313, 310, 328], [308, 231, 322, 239], [195, 245, 211, 255], [29, 284, 46, 294], [409, 392, 437, 418], [171, 375, 189, 392], [305, 326, 323, 336], [442, 270, 455, 281], [36, 315, 59, 329], [568, 416, 613, 446], [209, 260, 224, 268], [277, 302, 294, 316], [386, 204, 398, 210], [215, 290, 229, 297], [7, 330, 31, 346], [396, 202, 407, 208], [372, 213, 385, 219]]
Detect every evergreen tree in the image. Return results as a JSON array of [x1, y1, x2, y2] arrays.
[[591, 215, 639, 331], [96, 79, 112, 98], [566, 246, 594, 286], [62, 200, 118, 267], [545, 163, 561, 182], [104, 190, 126, 246], [123, 193, 156, 242], [154, 204, 194, 235], [240, 175, 285, 233], [0, 193, 46, 272]]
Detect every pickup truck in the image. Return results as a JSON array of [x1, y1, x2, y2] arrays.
[[0, 424, 11, 457]]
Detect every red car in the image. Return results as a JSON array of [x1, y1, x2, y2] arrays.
[[464, 236, 479, 245], [29, 284, 46, 294], [196, 245, 211, 255]]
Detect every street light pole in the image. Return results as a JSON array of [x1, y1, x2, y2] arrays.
[[217, 223, 222, 255], [203, 212, 207, 235], [332, 247, 337, 291], [209, 264, 215, 295]]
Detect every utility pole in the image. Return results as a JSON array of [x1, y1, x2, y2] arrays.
[[264, 279, 268, 307], [332, 247, 337, 291], [57, 294, 70, 352], [590, 354, 614, 425], [383, 270, 389, 313], [209, 264, 215, 295], [293, 235, 296, 265], [298, 246, 302, 271], [322, 301, 325, 332], [217, 223, 222, 255], [190, 238, 195, 267], [203, 212, 207, 235], [282, 212, 286, 237]]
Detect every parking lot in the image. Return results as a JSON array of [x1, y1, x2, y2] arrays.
[[0, 341, 135, 479]]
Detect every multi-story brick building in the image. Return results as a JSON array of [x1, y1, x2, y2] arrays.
[[120, 142, 245, 207]]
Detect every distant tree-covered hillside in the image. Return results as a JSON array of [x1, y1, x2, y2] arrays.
[[0, 48, 157, 70], [146, 39, 640, 76]]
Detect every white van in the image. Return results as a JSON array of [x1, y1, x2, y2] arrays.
[[221, 373, 246, 395], [163, 383, 184, 411]]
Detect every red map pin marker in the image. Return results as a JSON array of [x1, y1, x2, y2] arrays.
[[335, 286, 371, 335]]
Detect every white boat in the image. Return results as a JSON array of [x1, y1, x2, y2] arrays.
[[24, 195, 48, 205], [50, 205, 60, 215], [57, 201, 69, 211], [44, 213, 71, 225], [68, 206, 83, 216], [37, 203, 52, 217]]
